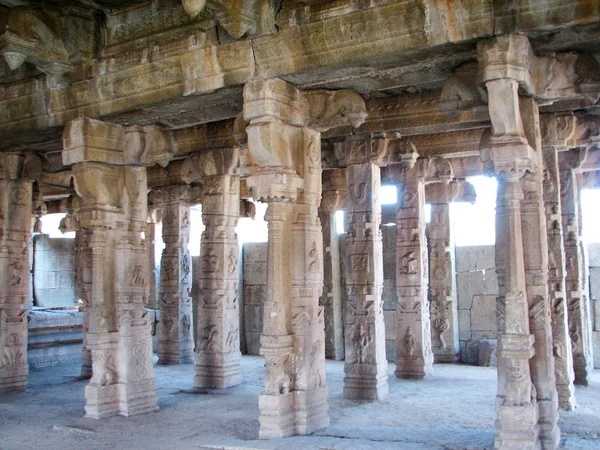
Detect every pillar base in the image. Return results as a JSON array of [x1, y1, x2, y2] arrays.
[[394, 355, 434, 379], [343, 369, 388, 401], [494, 404, 540, 450], [85, 380, 158, 419], [258, 386, 329, 439], [573, 355, 592, 386], [194, 362, 241, 389], [557, 386, 576, 411], [158, 353, 194, 365], [0, 368, 28, 393], [433, 352, 460, 364]]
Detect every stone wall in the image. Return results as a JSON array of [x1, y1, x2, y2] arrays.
[[32, 234, 76, 308], [589, 243, 600, 369], [455, 246, 499, 365], [27, 308, 83, 367], [241, 243, 267, 355]]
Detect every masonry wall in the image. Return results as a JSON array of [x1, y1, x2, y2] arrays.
[[32, 234, 76, 308], [589, 243, 600, 369], [242, 243, 267, 355], [454, 246, 499, 364]]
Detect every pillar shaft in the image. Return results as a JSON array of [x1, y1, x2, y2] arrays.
[[428, 202, 459, 362], [395, 167, 433, 379], [0, 177, 32, 393], [319, 209, 344, 360], [520, 169, 560, 447], [74, 163, 157, 419], [319, 168, 346, 361], [542, 146, 576, 410], [494, 174, 539, 449], [195, 174, 241, 388], [159, 187, 194, 365], [343, 162, 388, 399], [560, 166, 594, 385]]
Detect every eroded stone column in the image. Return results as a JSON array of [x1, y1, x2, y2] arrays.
[[319, 168, 346, 361], [243, 78, 367, 438], [478, 34, 544, 448], [541, 115, 576, 410], [195, 173, 241, 388], [158, 186, 194, 365], [394, 164, 433, 379], [343, 154, 388, 399], [427, 183, 460, 363], [560, 152, 594, 386], [0, 154, 32, 393], [517, 98, 560, 448], [71, 163, 158, 419]]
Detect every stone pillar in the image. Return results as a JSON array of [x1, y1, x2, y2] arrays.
[[426, 182, 461, 363], [146, 210, 159, 311], [0, 154, 32, 393], [243, 78, 367, 438], [319, 168, 346, 361], [71, 163, 158, 419], [559, 151, 594, 386], [342, 145, 388, 400], [541, 114, 576, 410], [518, 96, 560, 449], [195, 172, 242, 388], [157, 186, 194, 365], [478, 34, 548, 449], [63, 118, 160, 419], [393, 164, 433, 379]]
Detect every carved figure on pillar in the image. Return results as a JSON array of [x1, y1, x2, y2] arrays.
[[0, 153, 33, 393]]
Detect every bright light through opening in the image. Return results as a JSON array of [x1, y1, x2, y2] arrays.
[[451, 175, 497, 246], [40, 213, 75, 239], [381, 185, 397, 205], [582, 189, 600, 244], [335, 210, 345, 234]]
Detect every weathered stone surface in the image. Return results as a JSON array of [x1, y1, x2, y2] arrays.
[[458, 310, 471, 342], [470, 295, 498, 336], [457, 271, 484, 310], [455, 246, 496, 272], [478, 339, 497, 367]]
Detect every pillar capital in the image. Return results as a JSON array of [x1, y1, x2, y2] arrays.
[[63, 117, 175, 167], [425, 179, 476, 205]]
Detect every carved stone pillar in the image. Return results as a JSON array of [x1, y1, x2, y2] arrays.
[[560, 151, 594, 386], [541, 114, 576, 410], [72, 163, 158, 419], [393, 164, 433, 379], [63, 119, 160, 419], [195, 173, 241, 388], [342, 146, 388, 399], [0, 154, 32, 393], [319, 168, 346, 361], [478, 34, 545, 449], [426, 182, 461, 363], [516, 98, 561, 449], [243, 78, 367, 438], [157, 186, 194, 365]]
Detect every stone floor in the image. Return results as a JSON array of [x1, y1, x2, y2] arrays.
[[1, 356, 599, 450]]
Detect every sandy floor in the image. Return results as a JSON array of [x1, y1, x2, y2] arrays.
[[1, 356, 598, 450]]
